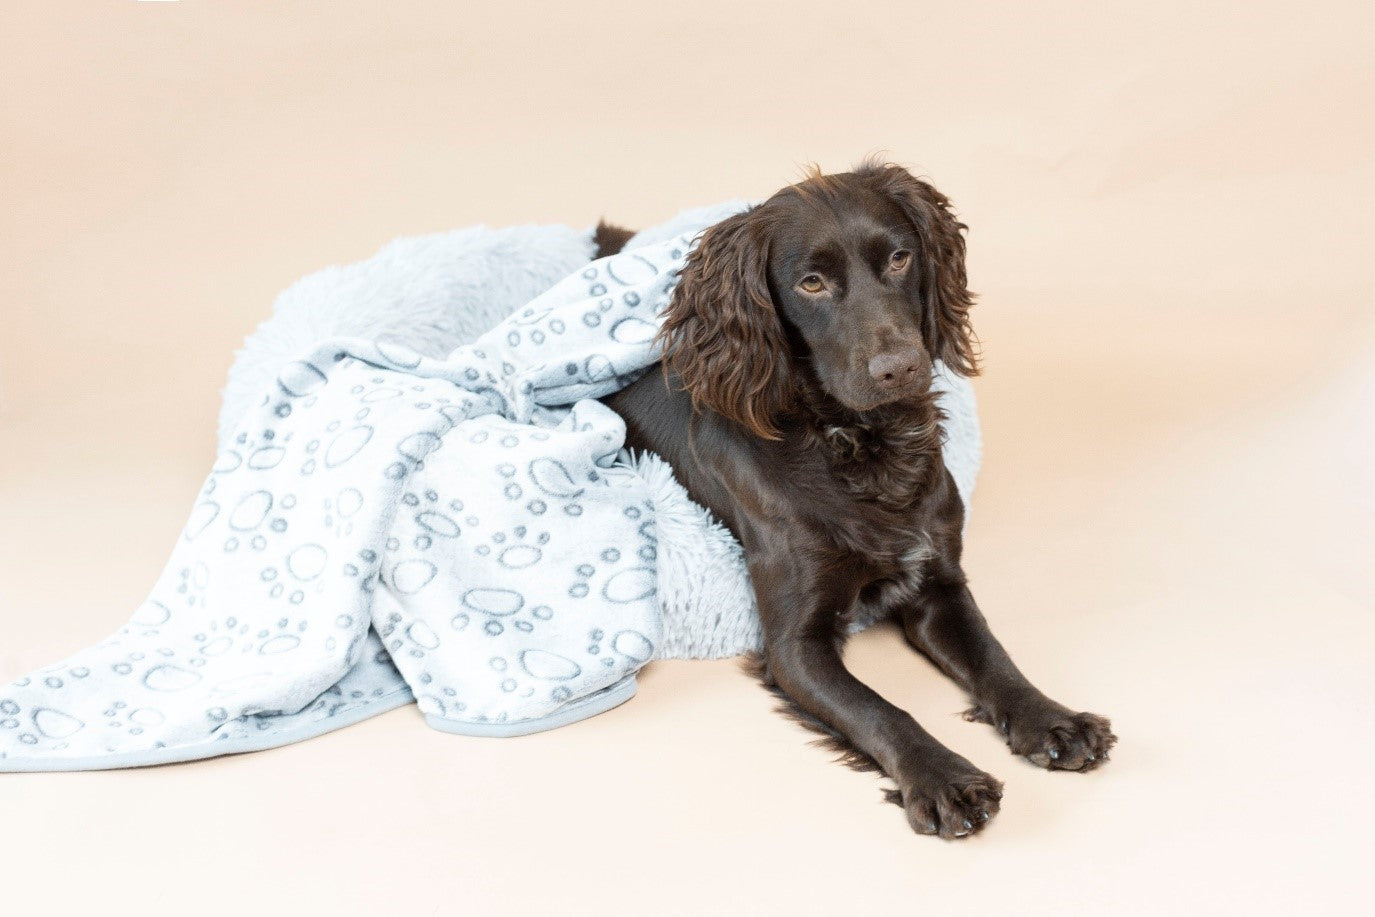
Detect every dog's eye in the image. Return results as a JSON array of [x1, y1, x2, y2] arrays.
[[889, 250, 912, 270], [798, 275, 826, 294]]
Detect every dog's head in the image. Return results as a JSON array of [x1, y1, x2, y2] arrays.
[[658, 162, 978, 439]]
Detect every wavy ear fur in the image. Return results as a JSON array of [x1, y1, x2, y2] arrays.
[[861, 164, 980, 376], [656, 209, 794, 440]]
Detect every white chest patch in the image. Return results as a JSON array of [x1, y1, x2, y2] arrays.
[[843, 531, 935, 632], [900, 532, 936, 572]]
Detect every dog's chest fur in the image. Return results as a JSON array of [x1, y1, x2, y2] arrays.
[[791, 399, 945, 620]]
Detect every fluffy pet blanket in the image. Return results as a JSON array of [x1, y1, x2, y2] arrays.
[[0, 203, 980, 772]]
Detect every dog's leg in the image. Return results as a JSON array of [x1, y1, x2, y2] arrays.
[[750, 554, 1002, 838], [896, 559, 1116, 772]]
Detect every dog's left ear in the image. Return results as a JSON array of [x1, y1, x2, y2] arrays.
[[862, 164, 979, 376]]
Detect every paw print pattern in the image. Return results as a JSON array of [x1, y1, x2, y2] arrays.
[[0, 232, 700, 769], [473, 525, 549, 568], [190, 614, 309, 660], [375, 392, 668, 725]]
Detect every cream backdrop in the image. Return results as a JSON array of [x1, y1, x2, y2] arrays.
[[1, 3, 1371, 915]]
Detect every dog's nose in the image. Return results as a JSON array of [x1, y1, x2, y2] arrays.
[[868, 350, 922, 390]]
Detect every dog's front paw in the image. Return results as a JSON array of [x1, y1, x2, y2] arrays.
[[968, 702, 1116, 772], [896, 764, 1003, 839]]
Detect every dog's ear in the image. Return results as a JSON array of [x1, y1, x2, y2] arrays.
[[862, 164, 979, 376], [656, 209, 794, 440]]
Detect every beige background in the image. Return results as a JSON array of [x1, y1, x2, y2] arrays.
[[2, 2, 1372, 914]]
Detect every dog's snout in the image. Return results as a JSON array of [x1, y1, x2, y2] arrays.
[[868, 350, 922, 391]]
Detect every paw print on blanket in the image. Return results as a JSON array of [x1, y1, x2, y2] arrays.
[[387, 558, 438, 596], [0, 696, 79, 748], [495, 461, 523, 502], [448, 597, 553, 638], [324, 487, 365, 538], [458, 588, 526, 638], [397, 487, 463, 550], [175, 563, 211, 611], [191, 614, 310, 660], [473, 525, 549, 567], [221, 490, 300, 556], [122, 599, 172, 638], [378, 610, 443, 660], [415, 687, 469, 719], [89, 699, 167, 739], [582, 628, 651, 669], [624, 500, 658, 563], [254, 538, 329, 605]]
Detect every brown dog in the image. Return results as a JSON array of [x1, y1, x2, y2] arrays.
[[601, 161, 1115, 838]]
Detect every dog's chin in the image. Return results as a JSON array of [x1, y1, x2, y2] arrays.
[[832, 381, 933, 414]]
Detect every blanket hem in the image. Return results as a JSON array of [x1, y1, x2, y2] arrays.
[[423, 674, 636, 737], [0, 687, 416, 773]]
